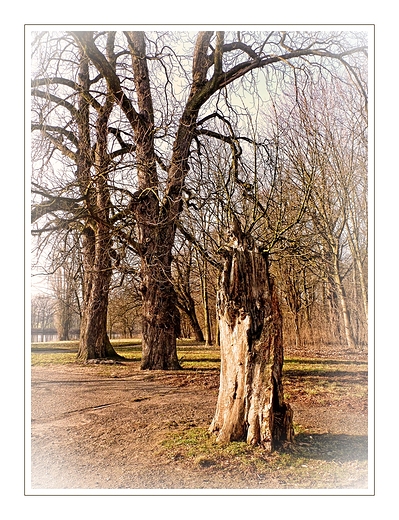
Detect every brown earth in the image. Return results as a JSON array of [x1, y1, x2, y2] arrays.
[[30, 345, 368, 492]]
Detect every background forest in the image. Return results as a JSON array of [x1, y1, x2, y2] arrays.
[[31, 30, 368, 356]]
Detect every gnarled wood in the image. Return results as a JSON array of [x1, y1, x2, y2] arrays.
[[209, 240, 293, 450]]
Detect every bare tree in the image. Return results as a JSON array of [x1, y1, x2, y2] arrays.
[[31, 32, 135, 360], [178, 48, 367, 446], [108, 277, 142, 339], [31, 29, 367, 447], [70, 30, 367, 372], [172, 242, 205, 342], [291, 80, 367, 350], [31, 294, 56, 341]]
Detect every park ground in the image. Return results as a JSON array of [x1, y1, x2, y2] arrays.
[[29, 340, 369, 492]]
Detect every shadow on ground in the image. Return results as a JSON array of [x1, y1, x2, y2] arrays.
[[290, 433, 368, 462]]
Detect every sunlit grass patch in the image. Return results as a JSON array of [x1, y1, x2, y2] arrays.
[[31, 340, 79, 351], [29, 343, 367, 404], [176, 344, 221, 370], [159, 426, 368, 488], [31, 352, 76, 365], [29, 340, 222, 370], [283, 357, 368, 402], [115, 350, 141, 361], [112, 338, 142, 346], [161, 427, 253, 464]]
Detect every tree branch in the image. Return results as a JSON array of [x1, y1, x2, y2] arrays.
[[31, 190, 86, 223], [31, 88, 78, 118], [71, 31, 140, 128], [31, 123, 79, 149], [176, 220, 223, 271]]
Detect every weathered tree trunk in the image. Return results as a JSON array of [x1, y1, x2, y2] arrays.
[[140, 278, 181, 369], [209, 239, 294, 450], [76, 226, 122, 362], [73, 50, 121, 362], [139, 223, 182, 370]]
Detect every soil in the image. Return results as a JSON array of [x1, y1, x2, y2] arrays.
[[30, 344, 368, 492]]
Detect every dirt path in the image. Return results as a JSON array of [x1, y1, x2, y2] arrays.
[[30, 359, 368, 491]]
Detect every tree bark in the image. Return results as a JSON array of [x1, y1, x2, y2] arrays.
[[76, 226, 122, 361], [333, 264, 357, 350], [140, 269, 181, 369], [74, 50, 121, 362], [139, 222, 182, 369], [177, 299, 204, 342], [200, 266, 213, 346], [209, 238, 294, 450]]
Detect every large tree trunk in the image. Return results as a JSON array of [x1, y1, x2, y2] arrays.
[[139, 224, 182, 370], [73, 50, 121, 362], [209, 240, 294, 450], [140, 273, 181, 370], [76, 226, 122, 362]]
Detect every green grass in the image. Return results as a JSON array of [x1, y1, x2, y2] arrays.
[[159, 426, 368, 488], [282, 357, 368, 403], [30, 339, 220, 368], [177, 345, 220, 370], [31, 340, 80, 351], [161, 427, 254, 465], [30, 343, 366, 392], [31, 352, 77, 365]]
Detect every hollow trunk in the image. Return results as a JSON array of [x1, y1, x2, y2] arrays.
[[209, 243, 293, 450], [76, 226, 122, 362]]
